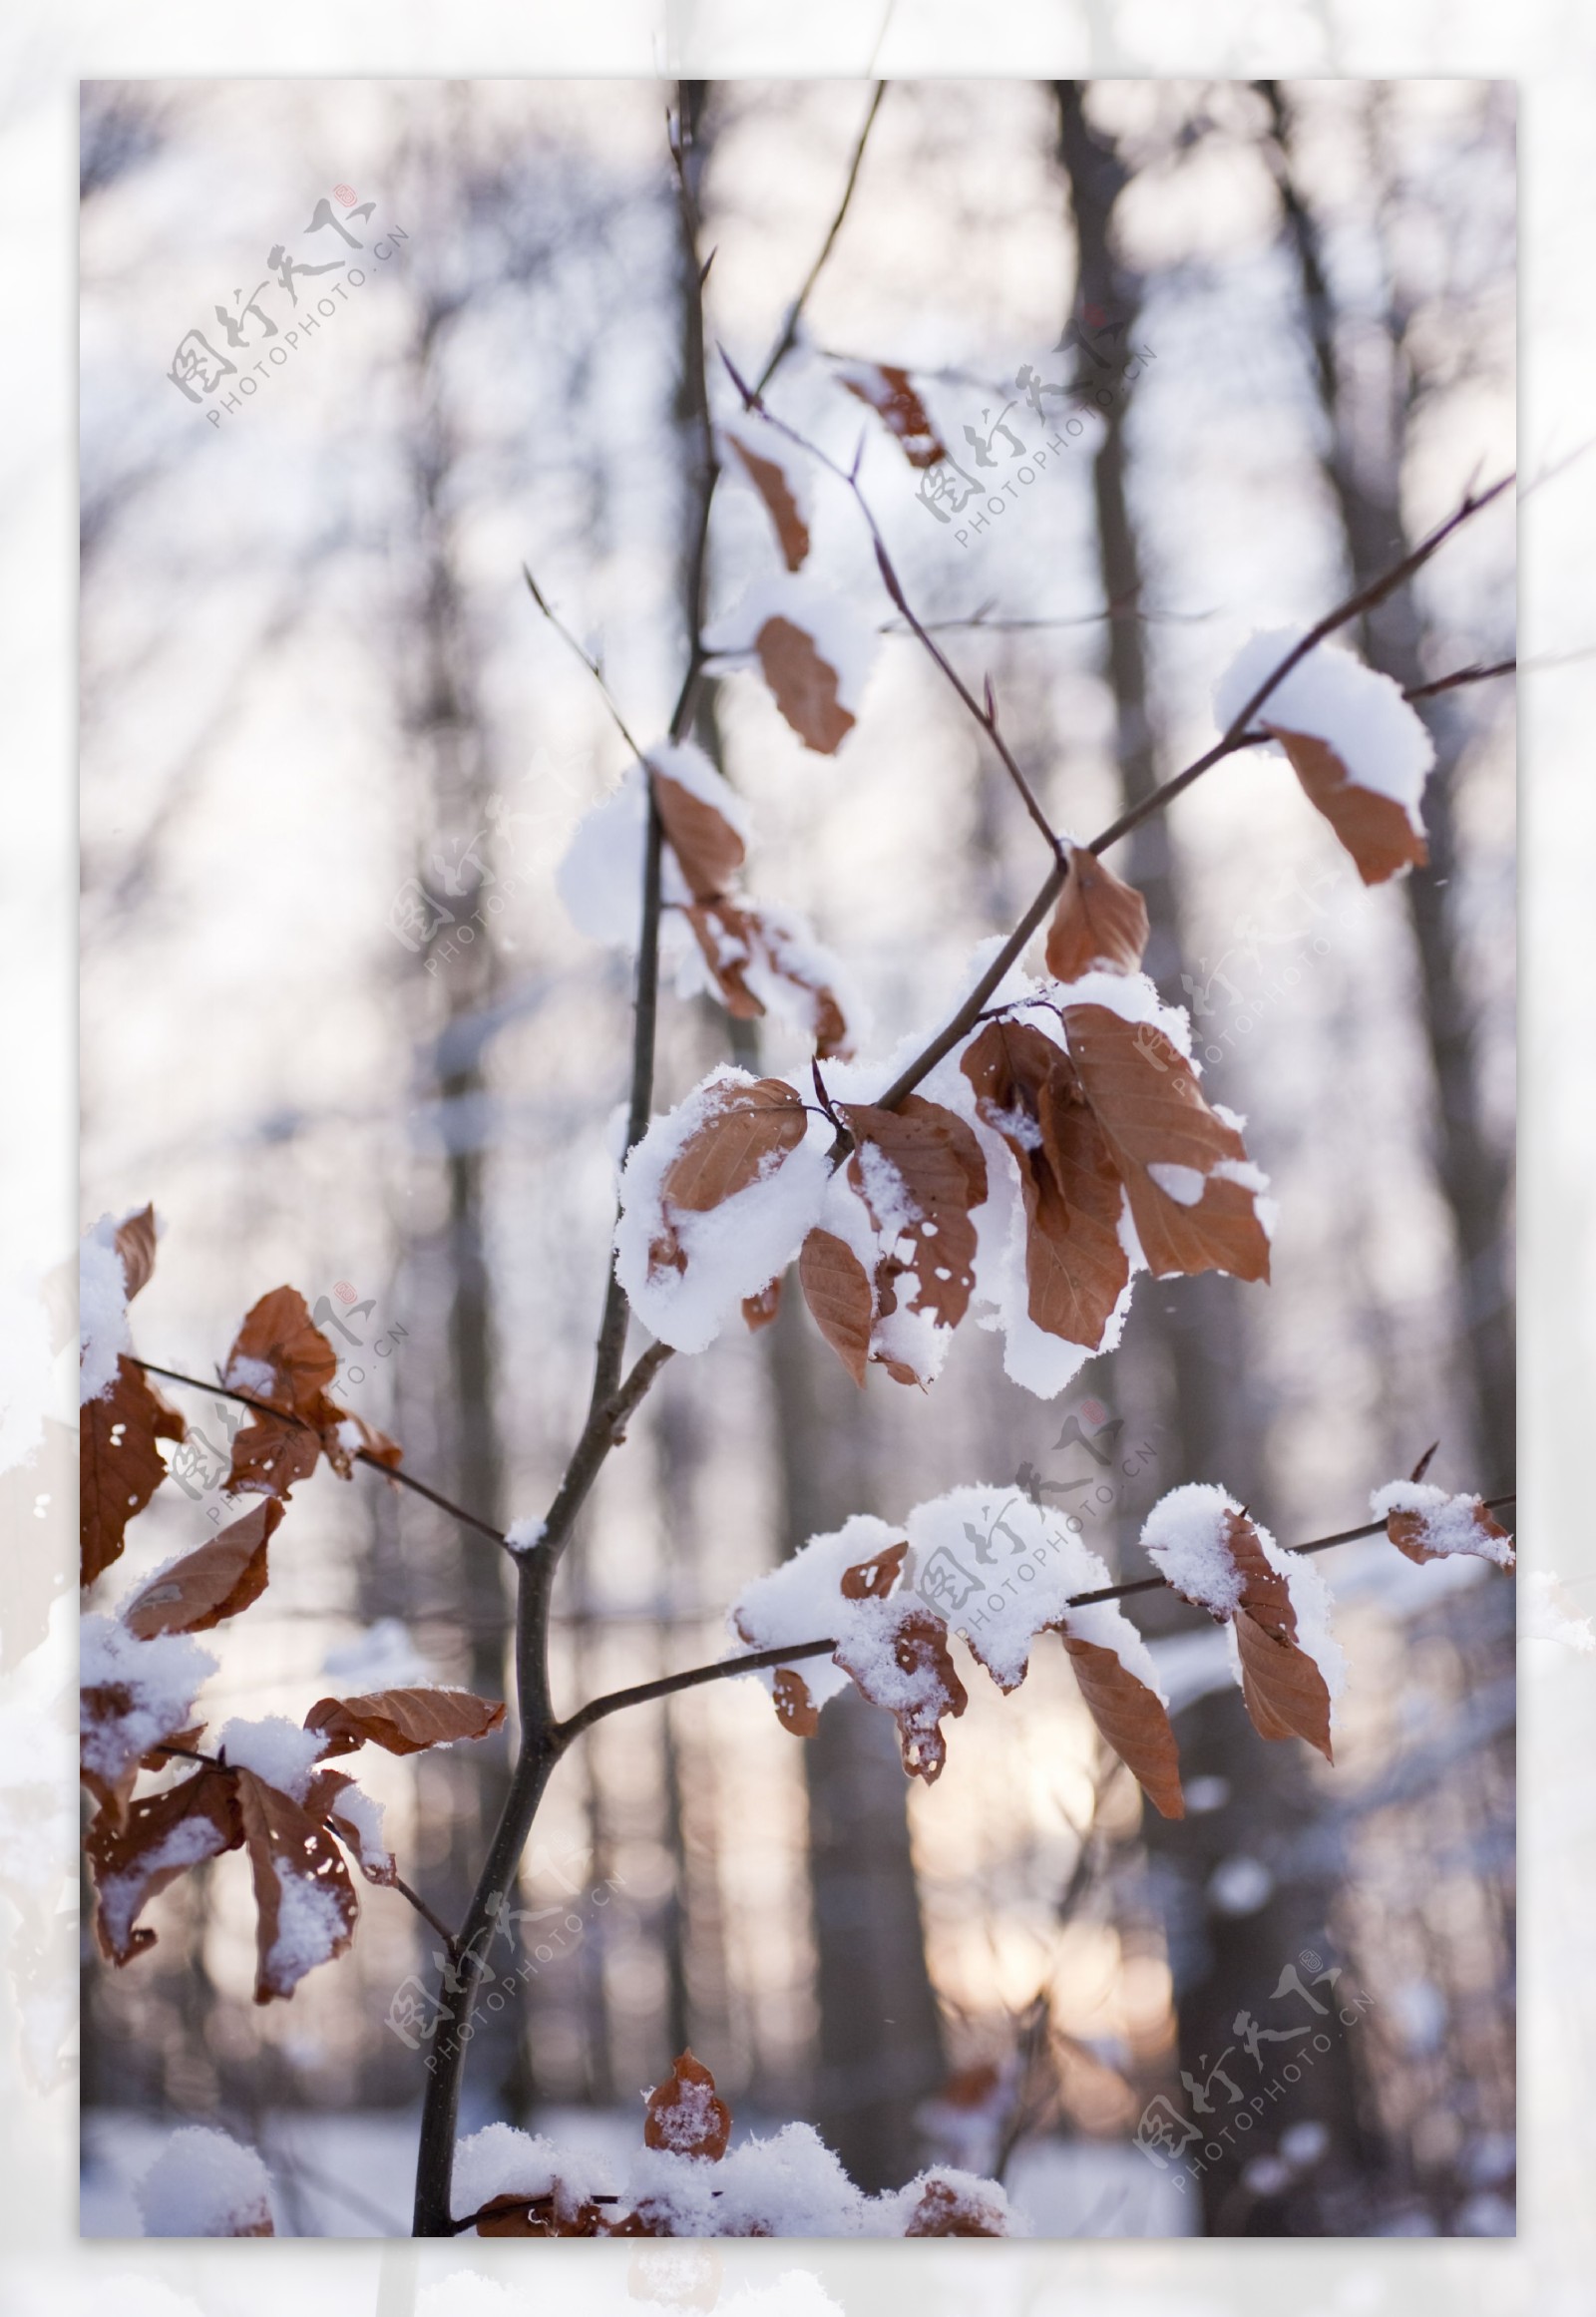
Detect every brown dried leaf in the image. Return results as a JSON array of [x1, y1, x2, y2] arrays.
[[474, 2191, 605, 2237], [662, 1079, 809, 1213], [833, 1604, 968, 1783], [839, 362, 947, 468], [80, 1355, 187, 1587], [122, 1500, 284, 1638], [798, 1228, 873, 1386], [1218, 1507, 1298, 1641], [741, 1276, 784, 1333], [1061, 1004, 1271, 1283], [1386, 1496, 1514, 1569], [755, 616, 855, 755], [1234, 1610, 1334, 1762], [233, 1765, 359, 2002], [683, 903, 852, 1058], [650, 770, 746, 905], [226, 1409, 321, 1504], [223, 1287, 338, 1417], [771, 1666, 820, 1738], [841, 1539, 909, 1600], [840, 1096, 989, 1333], [87, 1762, 242, 1963], [1059, 1631, 1184, 1819], [318, 1404, 404, 1481], [644, 2051, 732, 2160], [722, 431, 810, 570], [1044, 848, 1150, 980], [903, 2176, 1007, 2235], [962, 1019, 1128, 1350], [1269, 725, 1427, 887], [303, 1765, 399, 1886], [303, 1686, 507, 1758], [113, 1205, 160, 1303], [754, 912, 853, 1059]]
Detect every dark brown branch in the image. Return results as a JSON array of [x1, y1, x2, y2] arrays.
[[1401, 656, 1515, 702], [556, 1637, 838, 1745], [128, 1358, 509, 1548], [559, 1492, 1517, 1730], [1088, 472, 1513, 859], [752, 83, 886, 397], [393, 1875, 461, 1960]]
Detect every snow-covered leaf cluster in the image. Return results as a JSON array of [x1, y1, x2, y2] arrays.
[[1370, 1480, 1515, 1569], [451, 2050, 1011, 2237], [615, 963, 1273, 1400], [1214, 627, 1435, 885]]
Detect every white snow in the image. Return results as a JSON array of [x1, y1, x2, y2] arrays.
[[95, 1814, 234, 1957], [864, 2164, 1014, 2237], [668, 894, 862, 1056], [451, 2121, 613, 2224], [555, 764, 692, 949], [612, 1067, 831, 1354], [222, 1353, 276, 1399], [1213, 626, 1434, 828], [135, 2124, 275, 2237], [1147, 1162, 1206, 1207], [703, 572, 879, 717], [1370, 1480, 1516, 1568], [904, 1485, 1162, 1697], [79, 1214, 132, 1403], [712, 2123, 865, 2236], [80, 1615, 217, 1784], [1141, 1486, 1347, 1714], [265, 1872, 349, 1992], [324, 1778, 393, 1880], [216, 1715, 329, 1803], [1519, 1572, 1595, 1651], [506, 1517, 546, 1555], [728, 1513, 894, 1711], [1139, 1485, 1247, 1618], [321, 1618, 433, 1689]]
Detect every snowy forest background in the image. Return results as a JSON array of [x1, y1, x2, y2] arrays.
[[77, 77, 1515, 2238]]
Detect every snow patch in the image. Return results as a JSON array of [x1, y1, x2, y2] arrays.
[[136, 2124, 274, 2237], [704, 572, 879, 717], [216, 1715, 329, 1803], [1214, 626, 1434, 829]]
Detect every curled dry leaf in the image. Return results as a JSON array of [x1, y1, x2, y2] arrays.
[[1233, 1613, 1334, 1762], [81, 1356, 188, 1587], [721, 430, 810, 570], [223, 1287, 337, 1416], [841, 1095, 989, 1334], [838, 361, 947, 468], [233, 1765, 359, 2003], [740, 1275, 783, 1333], [475, 2192, 606, 2238], [303, 1765, 398, 1886], [832, 1604, 968, 1783], [771, 1666, 820, 1738], [683, 898, 855, 1056], [962, 1019, 1128, 1351], [798, 1227, 874, 1385], [122, 1500, 284, 1639], [88, 1762, 243, 1964], [841, 1539, 909, 1600], [303, 1685, 507, 1758], [649, 1078, 810, 1281], [1060, 1004, 1271, 1283], [113, 1204, 160, 1303], [644, 2051, 732, 2161], [1268, 725, 1427, 887], [650, 771, 746, 905], [320, 1406, 404, 1481], [1044, 848, 1150, 980], [755, 616, 855, 755], [1057, 1631, 1184, 1819]]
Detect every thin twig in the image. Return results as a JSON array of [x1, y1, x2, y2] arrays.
[[558, 1492, 1517, 1731], [393, 1875, 461, 1960], [1402, 656, 1516, 701], [521, 565, 649, 763], [128, 1358, 509, 1548], [753, 84, 887, 397]]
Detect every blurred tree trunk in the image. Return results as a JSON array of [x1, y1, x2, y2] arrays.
[[1054, 81, 1373, 2230], [390, 101, 526, 2123], [1260, 80, 1514, 1496]]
